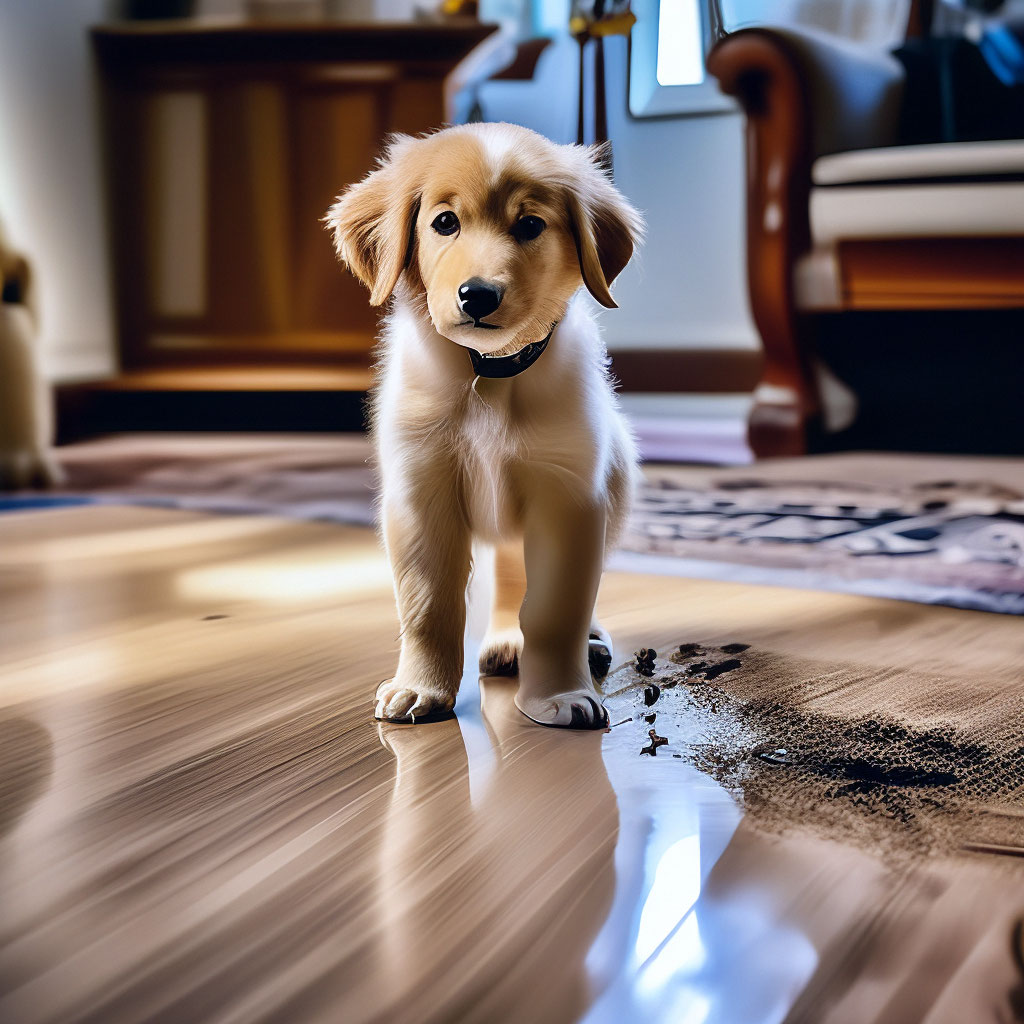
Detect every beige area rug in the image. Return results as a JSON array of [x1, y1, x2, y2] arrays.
[[9, 435, 1024, 614], [603, 640, 1024, 869]]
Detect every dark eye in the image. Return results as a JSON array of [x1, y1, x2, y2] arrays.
[[512, 216, 546, 242], [431, 211, 459, 236]]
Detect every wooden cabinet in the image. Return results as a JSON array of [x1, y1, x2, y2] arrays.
[[91, 20, 494, 375]]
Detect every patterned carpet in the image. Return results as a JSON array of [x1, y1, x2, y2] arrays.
[[620, 463, 1024, 614], [5, 435, 1023, 614]]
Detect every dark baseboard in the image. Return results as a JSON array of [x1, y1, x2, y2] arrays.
[[56, 385, 369, 443], [55, 348, 761, 444], [608, 348, 762, 393]]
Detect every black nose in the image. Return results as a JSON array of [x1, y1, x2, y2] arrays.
[[458, 278, 504, 320]]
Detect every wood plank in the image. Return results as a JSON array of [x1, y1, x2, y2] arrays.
[[1, 505, 1021, 1023], [839, 238, 1024, 310], [62, 365, 373, 392]]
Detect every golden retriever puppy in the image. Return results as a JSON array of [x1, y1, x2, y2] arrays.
[[327, 122, 642, 728]]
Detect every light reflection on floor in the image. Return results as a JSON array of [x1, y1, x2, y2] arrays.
[[447, 644, 815, 1024], [580, 689, 819, 1024]]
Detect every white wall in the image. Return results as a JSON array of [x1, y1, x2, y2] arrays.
[[0, 0, 115, 381], [477, 33, 759, 353], [0, 0, 759, 385]]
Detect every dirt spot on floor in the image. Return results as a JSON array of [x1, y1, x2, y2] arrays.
[[603, 642, 1024, 865]]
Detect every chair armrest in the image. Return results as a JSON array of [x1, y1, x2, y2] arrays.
[[704, 27, 902, 457], [707, 26, 905, 161]]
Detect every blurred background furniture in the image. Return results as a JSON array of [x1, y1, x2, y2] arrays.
[[707, 1, 1024, 458], [69, 19, 493, 435]]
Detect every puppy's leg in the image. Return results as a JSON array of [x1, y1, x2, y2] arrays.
[[516, 491, 609, 729], [375, 493, 471, 722], [588, 619, 613, 681], [587, 448, 634, 681], [478, 540, 525, 676]]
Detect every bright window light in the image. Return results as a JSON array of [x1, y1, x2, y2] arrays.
[[656, 0, 705, 87]]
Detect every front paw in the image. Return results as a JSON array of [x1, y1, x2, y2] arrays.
[[515, 688, 609, 730], [374, 679, 456, 722]]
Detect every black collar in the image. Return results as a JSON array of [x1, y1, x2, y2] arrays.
[[468, 325, 556, 379]]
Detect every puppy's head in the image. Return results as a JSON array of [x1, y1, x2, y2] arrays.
[[325, 123, 643, 355]]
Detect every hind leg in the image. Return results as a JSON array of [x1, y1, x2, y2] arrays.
[[587, 442, 633, 682], [588, 619, 613, 681], [478, 540, 526, 676]]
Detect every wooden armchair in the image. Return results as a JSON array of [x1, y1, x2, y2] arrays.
[[707, 20, 1024, 458]]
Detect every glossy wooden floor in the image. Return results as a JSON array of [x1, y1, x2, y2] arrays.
[[1, 506, 1022, 1024]]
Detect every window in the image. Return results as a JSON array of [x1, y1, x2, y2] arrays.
[[629, 0, 735, 117], [656, 0, 704, 85]]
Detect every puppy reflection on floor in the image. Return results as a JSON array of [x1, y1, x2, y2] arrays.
[[375, 676, 617, 1023]]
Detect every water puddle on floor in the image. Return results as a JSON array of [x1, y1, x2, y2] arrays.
[[580, 672, 817, 1024], [446, 656, 818, 1024]]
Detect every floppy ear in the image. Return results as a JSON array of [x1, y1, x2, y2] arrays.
[[324, 135, 421, 306], [567, 144, 644, 309]]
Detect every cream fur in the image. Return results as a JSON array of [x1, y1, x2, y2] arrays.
[[0, 223, 61, 490], [326, 123, 642, 729]]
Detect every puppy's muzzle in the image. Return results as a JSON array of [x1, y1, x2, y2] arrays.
[[458, 278, 504, 324]]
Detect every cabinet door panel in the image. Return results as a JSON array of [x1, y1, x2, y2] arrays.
[[206, 81, 291, 337], [290, 83, 386, 344], [144, 90, 208, 321]]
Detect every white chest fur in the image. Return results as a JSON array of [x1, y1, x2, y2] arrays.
[[374, 295, 631, 545]]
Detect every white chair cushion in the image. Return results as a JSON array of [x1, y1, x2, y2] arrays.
[[810, 182, 1024, 243], [813, 139, 1024, 185], [811, 140, 1024, 243]]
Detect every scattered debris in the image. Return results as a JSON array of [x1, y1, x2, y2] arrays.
[[756, 747, 795, 766], [703, 659, 742, 680], [673, 643, 702, 661], [641, 728, 669, 756], [634, 648, 657, 677], [644, 712, 657, 724], [202, 614, 229, 621], [829, 757, 958, 790], [643, 683, 661, 707], [720, 643, 750, 654]]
